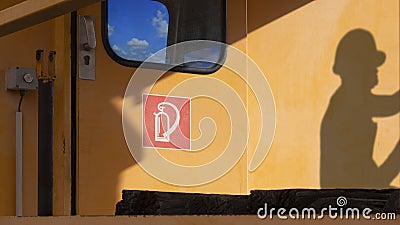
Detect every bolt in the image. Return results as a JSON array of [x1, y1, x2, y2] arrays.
[[23, 73, 34, 83]]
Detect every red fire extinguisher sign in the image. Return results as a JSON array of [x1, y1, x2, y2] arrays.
[[142, 94, 191, 150]]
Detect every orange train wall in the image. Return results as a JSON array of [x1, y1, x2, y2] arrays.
[[0, 0, 398, 216]]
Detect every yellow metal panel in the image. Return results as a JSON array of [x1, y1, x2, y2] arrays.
[[53, 15, 72, 216], [247, 0, 399, 189], [0, 14, 71, 216], [76, 1, 248, 215], [0, 20, 54, 216]]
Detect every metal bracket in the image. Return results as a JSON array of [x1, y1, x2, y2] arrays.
[[78, 15, 96, 80], [35, 50, 56, 83], [6, 67, 38, 91]]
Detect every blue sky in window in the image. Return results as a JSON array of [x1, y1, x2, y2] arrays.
[[108, 0, 169, 63]]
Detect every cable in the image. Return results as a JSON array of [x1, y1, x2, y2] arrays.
[[18, 90, 25, 112]]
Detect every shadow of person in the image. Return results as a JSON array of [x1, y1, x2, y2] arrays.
[[320, 29, 400, 189]]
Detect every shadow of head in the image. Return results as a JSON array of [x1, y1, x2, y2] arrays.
[[332, 29, 386, 89]]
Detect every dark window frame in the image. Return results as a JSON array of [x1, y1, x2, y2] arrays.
[[101, 0, 227, 74]]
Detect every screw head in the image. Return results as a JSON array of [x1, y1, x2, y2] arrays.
[[23, 73, 34, 83]]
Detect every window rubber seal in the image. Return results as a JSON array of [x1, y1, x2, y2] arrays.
[[101, 0, 227, 75]]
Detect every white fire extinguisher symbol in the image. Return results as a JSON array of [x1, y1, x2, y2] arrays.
[[153, 102, 180, 142]]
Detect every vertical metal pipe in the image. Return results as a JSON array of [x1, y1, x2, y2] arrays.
[[38, 80, 54, 216], [16, 112, 22, 217], [37, 49, 54, 216]]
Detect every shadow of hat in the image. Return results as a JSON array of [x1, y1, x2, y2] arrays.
[[333, 29, 386, 75]]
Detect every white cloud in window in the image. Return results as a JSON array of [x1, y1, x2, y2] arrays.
[[114, 37, 166, 63], [112, 44, 128, 56], [152, 10, 168, 38], [127, 38, 149, 50], [108, 24, 114, 36]]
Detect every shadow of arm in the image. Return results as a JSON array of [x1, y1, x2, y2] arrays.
[[369, 91, 399, 117]]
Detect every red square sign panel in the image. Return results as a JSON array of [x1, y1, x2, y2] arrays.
[[142, 94, 191, 150]]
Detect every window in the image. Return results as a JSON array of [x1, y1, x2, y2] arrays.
[[102, 0, 227, 74]]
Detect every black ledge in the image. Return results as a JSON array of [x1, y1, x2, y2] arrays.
[[116, 189, 400, 215]]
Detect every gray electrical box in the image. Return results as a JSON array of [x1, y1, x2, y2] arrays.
[[7, 67, 38, 91]]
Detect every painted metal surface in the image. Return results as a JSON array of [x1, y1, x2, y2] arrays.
[[0, 0, 398, 217]]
